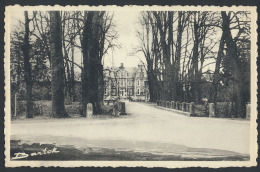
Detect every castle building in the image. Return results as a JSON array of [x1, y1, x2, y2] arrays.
[[103, 63, 149, 101]]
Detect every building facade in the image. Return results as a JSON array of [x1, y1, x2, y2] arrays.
[[103, 63, 149, 101]]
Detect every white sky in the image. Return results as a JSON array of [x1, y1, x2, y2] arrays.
[[10, 9, 247, 75], [10, 10, 144, 70], [104, 11, 144, 68]]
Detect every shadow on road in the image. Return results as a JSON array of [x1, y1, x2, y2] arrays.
[[10, 140, 249, 161]]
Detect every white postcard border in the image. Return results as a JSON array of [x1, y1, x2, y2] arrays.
[[4, 5, 258, 168]]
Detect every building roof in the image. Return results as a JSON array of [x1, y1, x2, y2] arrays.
[[124, 67, 137, 75]]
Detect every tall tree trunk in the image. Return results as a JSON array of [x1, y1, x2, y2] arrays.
[[209, 33, 225, 118], [175, 11, 184, 101], [62, 18, 71, 102], [147, 58, 156, 102], [50, 11, 67, 117], [97, 64, 103, 112], [97, 12, 105, 110], [192, 14, 200, 104], [221, 12, 246, 118], [92, 12, 103, 114], [82, 12, 103, 115], [71, 41, 75, 101], [168, 11, 174, 101], [64, 55, 71, 101], [21, 11, 33, 118], [153, 12, 169, 101], [82, 12, 105, 115]]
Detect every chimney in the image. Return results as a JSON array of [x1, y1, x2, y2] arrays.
[[120, 63, 124, 68]]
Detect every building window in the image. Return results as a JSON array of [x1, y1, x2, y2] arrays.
[[137, 80, 140, 86], [111, 80, 115, 87], [104, 89, 108, 95], [120, 80, 123, 86], [120, 90, 124, 96], [128, 89, 132, 96], [111, 89, 117, 96], [128, 80, 131, 86], [137, 89, 140, 95]]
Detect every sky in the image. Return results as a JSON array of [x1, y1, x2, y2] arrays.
[[10, 10, 144, 71], [103, 11, 144, 68], [10, 9, 243, 74]]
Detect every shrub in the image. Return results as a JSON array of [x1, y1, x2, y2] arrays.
[[215, 102, 232, 118]]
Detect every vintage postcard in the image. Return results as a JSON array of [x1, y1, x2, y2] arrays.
[[4, 5, 258, 168]]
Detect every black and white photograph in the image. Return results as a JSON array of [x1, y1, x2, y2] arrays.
[[4, 5, 258, 168]]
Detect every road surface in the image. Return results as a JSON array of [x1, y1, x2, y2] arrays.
[[10, 101, 250, 160]]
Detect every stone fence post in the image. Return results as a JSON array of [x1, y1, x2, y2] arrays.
[[166, 101, 170, 108], [86, 103, 93, 118], [182, 102, 186, 112], [171, 101, 175, 109], [190, 102, 195, 115], [246, 103, 251, 119], [186, 103, 190, 112], [163, 101, 166, 107], [112, 102, 119, 116], [209, 103, 215, 117], [176, 101, 180, 110], [118, 102, 127, 115]]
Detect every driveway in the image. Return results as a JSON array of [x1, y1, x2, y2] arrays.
[[10, 101, 250, 160]]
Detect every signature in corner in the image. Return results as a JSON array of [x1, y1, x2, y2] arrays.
[[12, 147, 60, 160]]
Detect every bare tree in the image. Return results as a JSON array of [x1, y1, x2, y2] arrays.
[[50, 11, 67, 117], [81, 11, 118, 116], [21, 11, 33, 118], [221, 11, 246, 118]]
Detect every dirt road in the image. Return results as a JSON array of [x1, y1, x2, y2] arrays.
[[10, 101, 250, 160]]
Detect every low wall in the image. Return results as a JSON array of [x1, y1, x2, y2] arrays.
[[156, 100, 250, 118], [156, 100, 195, 116], [104, 99, 117, 105]]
